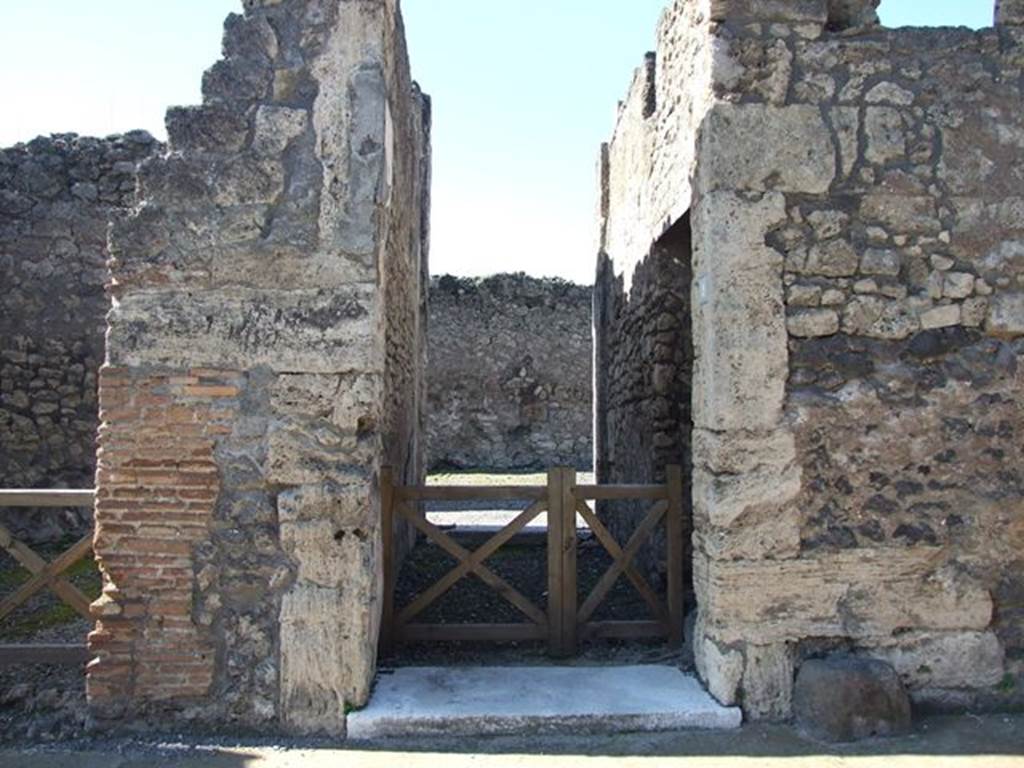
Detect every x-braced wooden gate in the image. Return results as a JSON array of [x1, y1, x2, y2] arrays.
[[380, 466, 685, 657]]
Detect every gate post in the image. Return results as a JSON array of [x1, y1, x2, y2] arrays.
[[559, 466, 578, 656], [666, 464, 685, 649], [546, 468, 564, 656], [380, 466, 396, 657]]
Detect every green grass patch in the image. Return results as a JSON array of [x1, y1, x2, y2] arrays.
[[0, 539, 102, 640]]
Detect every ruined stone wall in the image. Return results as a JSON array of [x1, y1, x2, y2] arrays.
[[594, 0, 712, 586], [427, 274, 592, 472], [600, 0, 1024, 720], [89, 0, 428, 736], [0, 133, 158, 541]]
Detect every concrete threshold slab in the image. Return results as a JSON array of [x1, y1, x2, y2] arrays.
[[348, 665, 742, 739]]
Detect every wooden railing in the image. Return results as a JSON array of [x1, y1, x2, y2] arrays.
[[381, 466, 685, 657], [0, 490, 95, 665]]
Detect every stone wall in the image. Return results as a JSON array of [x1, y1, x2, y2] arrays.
[[594, 0, 711, 589], [427, 274, 592, 472], [89, 0, 429, 736], [599, 0, 1024, 720], [0, 133, 159, 541]]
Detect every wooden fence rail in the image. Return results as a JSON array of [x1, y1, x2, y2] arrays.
[[382, 466, 685, 658], [0, 490, 96, 666]]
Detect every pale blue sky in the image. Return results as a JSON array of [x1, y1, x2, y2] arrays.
[[0, 1, 993, 282]]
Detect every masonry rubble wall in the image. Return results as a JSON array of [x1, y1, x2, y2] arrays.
[[598, 0, 1024, 720], [427, 273, 592, 472], [0, 133, 159, 542], [88, 0, 429, 736]]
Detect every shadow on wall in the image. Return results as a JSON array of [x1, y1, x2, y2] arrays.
[[594, 213, 694, 597], [426, 273, 594, 473]]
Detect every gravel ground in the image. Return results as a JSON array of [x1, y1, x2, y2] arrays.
[[0, 544, 94, 744], [387, 527, 689, 669]]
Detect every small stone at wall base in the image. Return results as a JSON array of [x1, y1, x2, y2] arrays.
[[794, 657, 911, 743]]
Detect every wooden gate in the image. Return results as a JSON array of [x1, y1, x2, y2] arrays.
[[0, 490, 95, 665], [381, 466, 684, 657]]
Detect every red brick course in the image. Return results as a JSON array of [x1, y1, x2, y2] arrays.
[[87, 366, 241, 709]]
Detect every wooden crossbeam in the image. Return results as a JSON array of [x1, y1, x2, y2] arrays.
[[0, 490, 95, 508], [0, 644, 90, 666], [575, 499, 669, 626], [576, 500, 668, 625], [396, 500, 546, 625], [395, 502, 548, 627], [0, 525, 93, 621]]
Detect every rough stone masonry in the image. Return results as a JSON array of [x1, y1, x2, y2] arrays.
[[87, 0, 429, 735], [427, 274, 592, 472], [5, 0, 1024, 740], [0, 133, 159, 542], [597, 0, 1024, 720]]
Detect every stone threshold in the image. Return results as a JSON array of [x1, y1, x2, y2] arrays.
[[347, 665, 742, 739]]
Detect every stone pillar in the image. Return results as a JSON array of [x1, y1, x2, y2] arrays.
[[88, 0, 428, 736], [996, 0, 1024, 25], [689, 101, 841, 719]]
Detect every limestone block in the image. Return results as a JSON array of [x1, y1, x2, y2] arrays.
[[209, 244, 377, 290], [830, 107, 860, 178], [827, 0, 880, 29], [788, 284, 823, 307], [743, 644, 795, 721], [710, 0, 828, 24], [843, 296, 919, 339], [266, 426, 375, 486], [860, 195, 941, 235], [700, 104, 836, 194], [211, 156, 286, 206], [920, 304, 961, 330], [694, 620, 744, 706], [938, 124, 999, 196], [280, 517, 378, 588], [692, 428, 802, 554], [943, 272, 976, 299], [253, 106, 309, 154], [864, 632, 1006, 690], [986, 293, 1024, 337], [860, 249, 901, 277], [865, 107, 907, 165], [787, 309, 840, 338], [996, 0, 1024, 25], [278, 481, 373, 527], [793, 239, 860, 278], [270, 373, 380, 429], [280, 581, 379, 735], [694, 549, 994, 645], [106, 286, 379, 373], [864, 82, 914, 106], [692, 192, 789, 433], [695, 514, 801, 561]]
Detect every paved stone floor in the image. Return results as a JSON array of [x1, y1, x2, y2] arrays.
[[2, 714, 1022, 767]]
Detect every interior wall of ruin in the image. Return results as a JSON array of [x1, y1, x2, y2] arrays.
[[599, 0, 1024, 720], [0, 133, 158, 542], [88, 0, 428, 736], [428, 274, 593, 473], [594, 0, 713, 598]]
